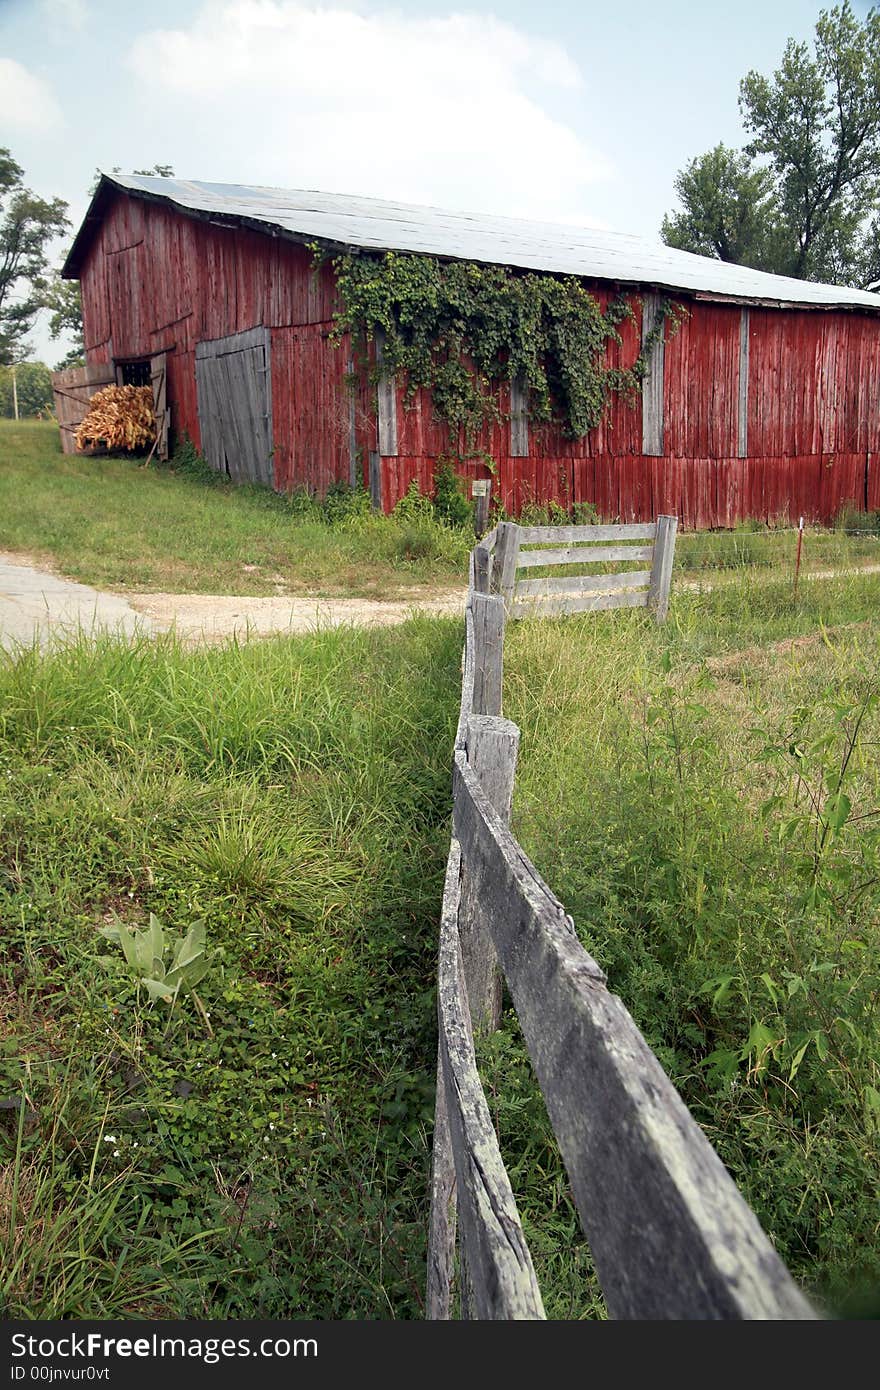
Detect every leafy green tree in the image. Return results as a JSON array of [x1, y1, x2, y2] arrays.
[[660, 145, 779, 268], [44, 278, 84, 370], [0, 361, 53, 418], [661, 2, 880, 287], [0, 149, 69, 364]]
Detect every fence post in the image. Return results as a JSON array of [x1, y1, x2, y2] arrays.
[[492, 521, 520, 609], [459, 714, 520, 1035], [473, 479, 491, 540], [648, 514, 678, 622], [471, 593, 505, 716], [473, 543, 492, 596]]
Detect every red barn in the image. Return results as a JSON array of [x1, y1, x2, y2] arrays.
[[62, 173, 880, 528]]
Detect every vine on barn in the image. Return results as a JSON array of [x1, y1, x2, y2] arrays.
[[320, 246, 683, 445]]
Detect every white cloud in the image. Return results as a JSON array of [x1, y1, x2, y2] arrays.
[[0, 59, 65, 133], [126, 1, 609, 224]]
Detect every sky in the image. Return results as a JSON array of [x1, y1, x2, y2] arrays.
[[1, 0, 873, 363]]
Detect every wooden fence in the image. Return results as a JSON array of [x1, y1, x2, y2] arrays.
[[426, 520, 816, 1320], [51, 363, 116, 455]]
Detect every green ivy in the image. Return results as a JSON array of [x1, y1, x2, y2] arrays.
[[322, 247, 683, 444]]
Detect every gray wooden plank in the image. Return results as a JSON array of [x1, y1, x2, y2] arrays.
[[641, 293, 665, 457], [259, 338, 274, 488], [738, 308, 749, 459], [459, 716, 519, 1036], [149, 352, 170, 462], [517, 544, 654, 568], [512, 589, 648, 619], [471, 594, 505, 717], [455, 603, 477, 752], [473, 543, 492, 596], [195, 325, 269, 358], [474, 482, 491, 539], [217, 351, 250, 482], [240, 341, 273, 486], [436, 835, 546, 1321], [647, 513, 677, 623], [517, 523, 656, 543], [451, 752, 815, 1321], [492, 522, 520, 605], [426, 839, 464, 1321], [195, 355, 223, 475], [376, 330, 398, 456], [426, 1035, 457, 1320], [510, 375, 529, 457], [516, 570, 652, 599]]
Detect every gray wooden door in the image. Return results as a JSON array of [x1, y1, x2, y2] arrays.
[[194, 327, 273, 485]]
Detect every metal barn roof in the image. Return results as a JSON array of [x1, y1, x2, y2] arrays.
[[65, 173, 880, 312]]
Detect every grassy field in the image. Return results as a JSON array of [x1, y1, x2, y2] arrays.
[[501, 571, 880, 1315], [0, 422, 470, 598], [3, 417, 880, 1318], [3, 420, 880, 605], [2, 569, 880, 1318], [1, 619, 462, 1318]]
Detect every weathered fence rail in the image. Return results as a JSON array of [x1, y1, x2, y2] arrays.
[[427, 521, 816, 1320]]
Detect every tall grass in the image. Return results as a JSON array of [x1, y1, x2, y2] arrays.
[[0, 618, 462, 1318], [501, 572, 880, 1312], [4, 563, 880, 1317]]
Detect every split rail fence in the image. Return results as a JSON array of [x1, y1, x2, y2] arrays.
[[426, 518, 816, 1320]]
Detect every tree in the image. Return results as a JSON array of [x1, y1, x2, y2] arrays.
[[44, 278, 84, 370], [660, 145, 780, 268], [0, 149, 69, 364], [0, 361, 53, 418], [661, 2, 880, 287]]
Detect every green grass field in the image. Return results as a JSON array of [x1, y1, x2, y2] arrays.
[[0, 421, 470, 598], [502, 574, 880, 1315], [3, 418, 880, 1318], [3, 569, 880, 1318], [3, 420, 880, 606]]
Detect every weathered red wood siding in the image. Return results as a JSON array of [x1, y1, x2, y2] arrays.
[[79, 190, 880, 526], [79, 191, 348, 494], [376, 292, 880, 526]]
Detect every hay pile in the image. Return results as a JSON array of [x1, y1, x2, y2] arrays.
[[75, 385, 156, 453]]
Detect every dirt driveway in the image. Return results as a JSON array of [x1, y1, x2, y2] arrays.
[[0, 551, 466, 649]]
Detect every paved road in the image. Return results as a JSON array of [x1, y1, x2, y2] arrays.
[[0, 554, 153, 650]]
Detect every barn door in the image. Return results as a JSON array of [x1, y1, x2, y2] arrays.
[[150, 352, 170, 461], [194, 327, 273, 486]]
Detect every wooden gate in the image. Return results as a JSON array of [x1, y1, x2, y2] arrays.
[[194, 327, 273, 486]]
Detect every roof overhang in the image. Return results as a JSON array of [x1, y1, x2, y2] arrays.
[[62, 174, 880, 316]]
